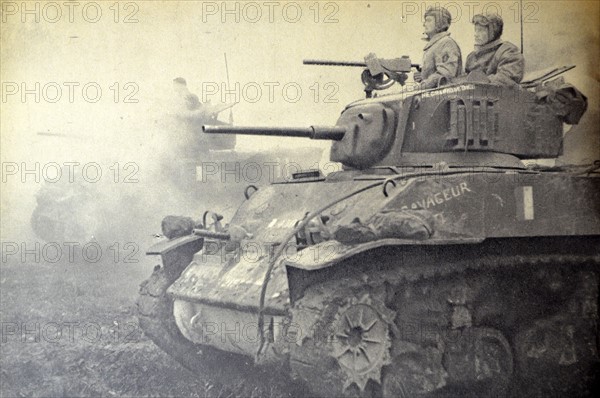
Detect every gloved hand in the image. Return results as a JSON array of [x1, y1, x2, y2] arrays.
[[413, 71, 423, 83]]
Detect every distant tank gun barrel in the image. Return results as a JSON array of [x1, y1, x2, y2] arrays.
[[202, 125, 346, 141]]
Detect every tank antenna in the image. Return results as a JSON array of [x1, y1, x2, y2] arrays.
[[224, 52, 234, 124], [520, 0, 524, 54]]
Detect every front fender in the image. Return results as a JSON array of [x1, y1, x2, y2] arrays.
[[147, 235, 204, 277], [147, 235, 204, 256]]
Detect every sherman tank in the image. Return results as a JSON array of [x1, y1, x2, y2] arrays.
[[137, 59, 599, 397]]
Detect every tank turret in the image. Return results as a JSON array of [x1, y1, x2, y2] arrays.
[[204, 65, 588, 170]]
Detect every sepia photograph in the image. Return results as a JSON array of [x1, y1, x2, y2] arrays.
[[1, 1, 599, 397]]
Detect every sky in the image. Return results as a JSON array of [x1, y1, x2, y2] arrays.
[[1, 0, 599, 240]]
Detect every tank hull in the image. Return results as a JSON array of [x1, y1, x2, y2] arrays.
[[139, 166, 600, 396]]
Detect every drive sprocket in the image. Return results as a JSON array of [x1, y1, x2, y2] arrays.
[[290, 285, 395, 397], [332, 296, 393, 391]]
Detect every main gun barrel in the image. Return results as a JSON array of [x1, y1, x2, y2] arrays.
[[202, 125, 346, 141]]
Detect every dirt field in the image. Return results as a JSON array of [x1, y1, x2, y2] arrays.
[[0, 255, 297, 398]]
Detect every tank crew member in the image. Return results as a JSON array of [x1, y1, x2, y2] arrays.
[[414, 7, 462, 89], [171, 77, 237, 152], [173, 77, 236, 120], [173, 77, 202, 111], [465, 13, 525, 86]]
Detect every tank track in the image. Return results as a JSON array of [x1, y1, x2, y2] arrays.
[[136, 246, 301, 394], [289, 237, 600, 397]]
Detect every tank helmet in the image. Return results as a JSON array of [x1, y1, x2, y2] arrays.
[[424, 7, 452, 32], [472, 13, 504, 42]]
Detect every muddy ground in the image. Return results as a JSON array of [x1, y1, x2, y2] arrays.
[[0, 255, 300, 398]]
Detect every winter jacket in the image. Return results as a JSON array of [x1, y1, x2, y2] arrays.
[[421, 32, 463, 89], [465, 39, 525, 86]]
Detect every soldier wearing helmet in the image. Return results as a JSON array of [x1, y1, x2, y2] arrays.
[[414, 7, 462, 89], [465, 13, 525, 86]]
